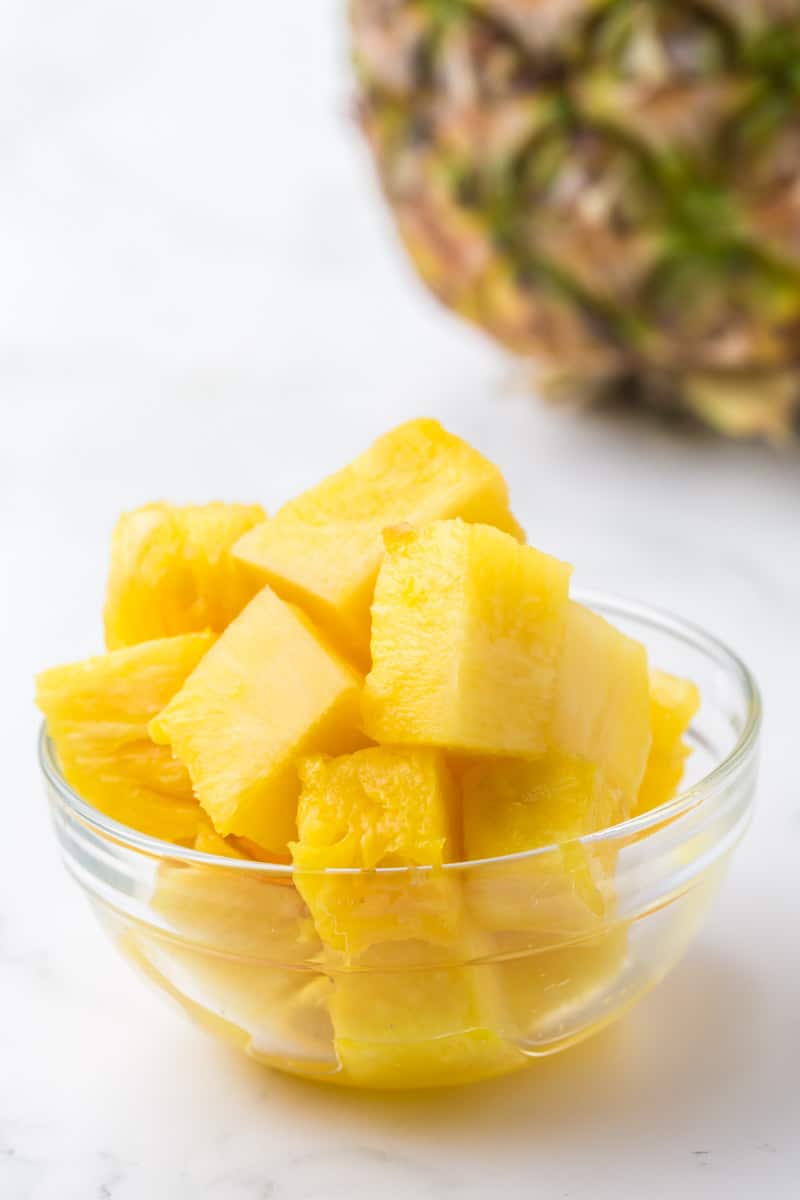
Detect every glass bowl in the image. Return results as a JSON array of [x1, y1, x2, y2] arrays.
[[38, 592, 760, 1090]]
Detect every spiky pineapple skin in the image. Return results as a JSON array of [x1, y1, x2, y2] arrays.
[[351, 0, 800, 439]]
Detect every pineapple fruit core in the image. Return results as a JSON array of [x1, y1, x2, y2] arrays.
[[36, 419, 700, 1088]]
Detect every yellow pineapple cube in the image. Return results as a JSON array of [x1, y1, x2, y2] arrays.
[[104, 501, 265, 649], [55, 768, 203, 844], [151, 858, 317, 961], [550, 601, 651, 812], [149, 587, 364, 855], [193, 819, 250, 859], [291, 747, 462, 955], [462, 755, 618, 932], [193, 817, 287, 862], [648, 669, 701, 747], [130, 932, 336, 1077], [139, 858, 334, 1072], [328, 942, 523, 1088], [362, 521, 571, 756], [230, 836, 292, 864], [494, 927, 630, 1050], [36, 633, 215, 841], [635, 669, 701, 815], [233, 419, 524, 665], [463, 755, 617, 860]]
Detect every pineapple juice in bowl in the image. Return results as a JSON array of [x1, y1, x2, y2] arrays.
[[36, 420, 760, 1088]]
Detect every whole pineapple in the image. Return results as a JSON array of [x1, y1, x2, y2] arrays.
[[351, 0, 800, 439]]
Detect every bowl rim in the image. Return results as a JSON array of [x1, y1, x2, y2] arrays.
[[38, 589, 762, 876]]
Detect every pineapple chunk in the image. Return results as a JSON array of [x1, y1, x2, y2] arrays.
[[56, 768, 203, 843], [635, 669, 700, 815], [362, 521, 571, 756], [151, 856, 317, 960], [130, 932, 336, 1076], [551, 601, 651, 811], [233, 419, 524, 665], [36, 632, 215, 741], [291, 747, 462, 955], [231, 837, 292, 864], [104, 501, 265, 649], [36, 633, 214, 840], [193, 818, 283, 862], [495, 927, 630, 1051], [462, 755, 618, 932], [463, 755, 617, 860], [140, 857, 334, 1071], [149, 587, 364, 855], [193, 819, 249, 859], [329, 942, 523, 1088]]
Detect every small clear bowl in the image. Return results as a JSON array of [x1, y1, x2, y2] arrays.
[[39, 592, 760, 1089]]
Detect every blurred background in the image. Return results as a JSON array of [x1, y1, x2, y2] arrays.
[[4, 3, 798, 631], [2, 3, 799, 1196]]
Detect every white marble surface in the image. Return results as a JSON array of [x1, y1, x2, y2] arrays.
[[2, 4, 800, 1197]]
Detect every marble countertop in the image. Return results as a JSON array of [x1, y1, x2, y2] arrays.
[[2, 4, 799, 1197]]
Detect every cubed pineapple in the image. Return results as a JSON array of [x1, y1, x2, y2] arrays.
[[233, 419, 524, 665], [463, 754, 617, 859], [149, 587, 364, 855], [138, 862, 334, 1072], [151, 856, 317, 961], [551, 601, 651, 811], [36, 633, 215, 841], [193, 819, 249, 859], [130, 933, 336, 1077], [54, 768, 204, 844], [104, 501, 265, 649], [494, 927, 630, 1051], [329, 942, 523, 1088], [193, 819, 286, 862], [462, 755, 618, 932], [291, 747, 462, 955], [362, 521, 571, 756], [635, 669, 700, 815], [231, 837, 292, 864]]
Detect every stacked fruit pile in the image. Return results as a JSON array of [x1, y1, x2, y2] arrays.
[[36, 420, 699, 1085]]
